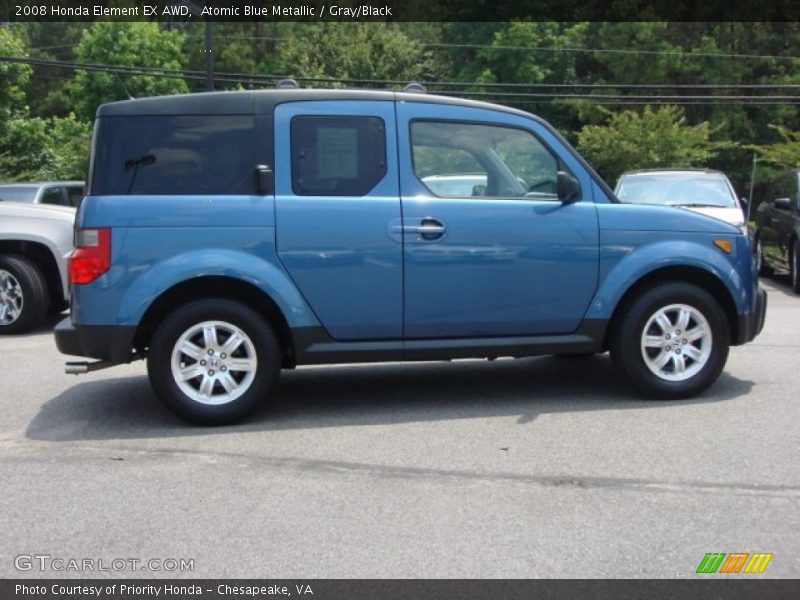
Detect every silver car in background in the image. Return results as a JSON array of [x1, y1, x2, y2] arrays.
[[614, 169, 746, 227], [0, 181, 85, 208], [0, 202, 75, 333]]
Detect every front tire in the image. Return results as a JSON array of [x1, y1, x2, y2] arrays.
[[790, 239, 800, 294], [148, 299, 281, 425], [610, 283, 729, 399], [0, 254, 48, 334], [756, 237, 773, 277]]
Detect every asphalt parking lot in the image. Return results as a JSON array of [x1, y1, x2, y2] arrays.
[[0, 277, 798, 579]]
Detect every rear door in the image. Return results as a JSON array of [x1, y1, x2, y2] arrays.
[[273, 101, 402, 340]]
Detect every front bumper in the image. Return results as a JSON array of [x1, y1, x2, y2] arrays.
[[54, 317, 136, 363], [734, 286, 767, 345]]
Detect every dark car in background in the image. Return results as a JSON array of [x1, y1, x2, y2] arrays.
[[0, 181, 85, 208], [753, 168, 800, 293]]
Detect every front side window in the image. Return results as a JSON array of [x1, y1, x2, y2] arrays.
[[92, 115, 257, 195], [411, 121, 560, 200], [290, 116, 386, 196]]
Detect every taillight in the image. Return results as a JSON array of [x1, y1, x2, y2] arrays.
[[69, 228, 111, 285]]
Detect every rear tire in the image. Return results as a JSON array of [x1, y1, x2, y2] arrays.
[[0, 254, 48, 334], [147, 299, 281, 425], [610, 282, 729, 399]]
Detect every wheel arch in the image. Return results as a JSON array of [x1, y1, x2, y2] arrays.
[[605, 265, 739, 348], [134, 276, 296, 367], [0, 240, 65, 311]]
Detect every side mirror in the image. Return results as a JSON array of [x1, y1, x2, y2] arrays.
[[740, 197, 748, 208], [557, 171, 580, 203], [773, 197, 791, 210], [255, 165, 274, 195]]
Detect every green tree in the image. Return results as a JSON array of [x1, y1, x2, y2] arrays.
[[70, 22, 188, 121], [270, 23, 432, 83], [576, 105, 725, 184], [748, 125, 800, 169], [0, 113, 91, 181], [0, 27, 31, 122]]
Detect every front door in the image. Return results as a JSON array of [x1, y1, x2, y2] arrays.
[[396, 102, 599, 338]]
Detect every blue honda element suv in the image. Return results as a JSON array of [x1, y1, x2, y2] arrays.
[[55, 89, 767, 424]]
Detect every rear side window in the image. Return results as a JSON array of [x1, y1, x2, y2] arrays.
[[66, 186, 85, 208], [40, 187, 65, 205], [91, 116, 257, 195], [290, 116, 386, 196]]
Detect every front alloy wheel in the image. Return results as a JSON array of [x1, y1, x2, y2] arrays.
[[610, 282, 729, 399], [640, 304, 712, 382]]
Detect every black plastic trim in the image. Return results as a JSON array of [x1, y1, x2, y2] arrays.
[[54, 318, 136, 363], [734, 286, 767, 346], [292, 320, 609, 365]]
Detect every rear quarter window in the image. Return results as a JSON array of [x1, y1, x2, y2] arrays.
[[91, 115, 257, 195]]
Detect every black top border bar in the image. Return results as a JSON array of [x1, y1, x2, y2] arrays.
[[4, 0, 800, 22]]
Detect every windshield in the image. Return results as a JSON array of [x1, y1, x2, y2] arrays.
[[616, 173, 738, 208], [0, 186, 38, 203]]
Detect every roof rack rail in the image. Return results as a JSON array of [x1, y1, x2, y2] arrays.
[[403, 82, 427, 93], [276, 78, 299, 89]]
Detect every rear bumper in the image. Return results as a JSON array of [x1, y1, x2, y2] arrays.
[[54, 318, 135, 363], [734, 286, 767, 345]]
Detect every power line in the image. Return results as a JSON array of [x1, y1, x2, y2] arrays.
[[212, 34, 800, 63], [10, 55, 800, 92], [2, 55, 799, 106]]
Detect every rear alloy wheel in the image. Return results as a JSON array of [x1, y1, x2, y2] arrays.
[[791, 239, 800, 294], [610, 283, 729, 399], [0, 255, 48, 335], [148, 299, 281, 425]]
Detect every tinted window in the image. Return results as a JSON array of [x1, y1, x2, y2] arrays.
[[92, 116, 257, 195], [0, 186, 37, 203], [40, 187, 65, 205], [66, 186, 85, 208], [290, 116, 386, 196], [411, 121, 560, 200]]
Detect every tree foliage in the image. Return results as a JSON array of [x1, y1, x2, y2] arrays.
[[748, 125, 800, 169], [576, 106, 722, 184], [69, 22, 188, 121], [0, 27, 31, 122], [0, 113, 91, 181], [269, 23, 433, 82]]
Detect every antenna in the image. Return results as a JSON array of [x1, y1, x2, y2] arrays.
[[276, 78, 299, 89], [114, 72, 134, 100]]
